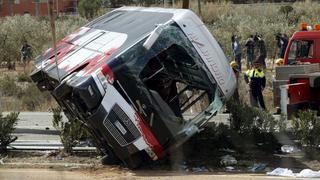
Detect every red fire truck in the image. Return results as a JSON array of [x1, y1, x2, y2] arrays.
[[274, 23, 320, 117]]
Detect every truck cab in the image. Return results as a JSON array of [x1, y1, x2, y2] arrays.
[[285, 29, 320, 65], [30, 7, 236, 168], [274, 24, 320, 117]]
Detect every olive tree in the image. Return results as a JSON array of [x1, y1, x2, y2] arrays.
[[78, 0, 102, 19]]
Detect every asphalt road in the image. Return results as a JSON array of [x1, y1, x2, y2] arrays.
[[4, 112, 63, 150]]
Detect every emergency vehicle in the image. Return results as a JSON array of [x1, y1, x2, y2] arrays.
[[30, 7, 236, 168], [274, 23, 320, 117]]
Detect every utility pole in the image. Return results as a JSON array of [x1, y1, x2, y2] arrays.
[[35, 1, 39, 17], [198, 0, 202, 18], [48, 0, 61, 82], [56, 0, 59, 16], [182, 0, 189, 9], [9, 0, 14, 16]]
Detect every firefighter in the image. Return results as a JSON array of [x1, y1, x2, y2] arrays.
[[230, 60, 240, 102], [244, 60, 266, 109], [225, 61, 240, 113], [275, 58, 284, 66]]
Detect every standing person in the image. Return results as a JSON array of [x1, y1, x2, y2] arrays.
[[230, 60, 240, 102], [244, 60, 266, 110], [275, 33, 288, 59], [231, 35, 242, 71], [254, 34, 267, 70], [245, 35, 255, 69], [20, 40, 32, 64]]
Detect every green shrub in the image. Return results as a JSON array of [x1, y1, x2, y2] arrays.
[[184, 122, 235, 159], [78, 0, 102, 19], [0, 76, 21, 96], [226, 99, 277, 134], [21, 96, 39, 111], [226, 99, 255, 134], [277, 113, 287, 133], [279, 5, 294, 18], [17, 73, 32, 82], [254, 107, 277, 133], [20, 83, 46, 111], [292, 110, 320, 147], [52, 107, 91, 154], [0, 112, 19, 152], [0, 78, 54, 111]]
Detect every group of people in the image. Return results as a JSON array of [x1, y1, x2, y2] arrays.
[[231, 33, 268, 71], [230, 33, 289, 110]]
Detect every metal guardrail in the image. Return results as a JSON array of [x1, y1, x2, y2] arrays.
[[7, 146, 96, 151]]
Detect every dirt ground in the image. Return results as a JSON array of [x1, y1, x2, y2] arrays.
[[0, 153, 310, 180], [1, 149, 320, 180], [0, 168, 303, 180]]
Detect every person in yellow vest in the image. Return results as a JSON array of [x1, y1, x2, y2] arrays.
[[244, 60, 266, 109]]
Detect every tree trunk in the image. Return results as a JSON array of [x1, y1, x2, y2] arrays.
[[182, 0, 189, 9]]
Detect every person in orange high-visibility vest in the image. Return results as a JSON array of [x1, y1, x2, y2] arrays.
[[244, 60, 266, 109]]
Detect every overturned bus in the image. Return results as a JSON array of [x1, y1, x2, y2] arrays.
[[30, 7, 236, 168]]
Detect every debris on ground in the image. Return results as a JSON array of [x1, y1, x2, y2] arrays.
[[220, 155, 237, 166], [267, 168, 320, 178], [297, 169, 320, 178], [42, 150, 58, 158], [267, 168, 295, 177], [250, 163, 267, 172], [191, 166, 209, 172], [56, 154, 64, 161], [281, 145, 301, 153], [64, 164, 81, 169], [219, 148, 236, 153], [0, 159, 3, 165], [178, 162, 188, 171], [77, 140, 94, 147], [0, 154, 8, 165], [225, 166, 235, 171]]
